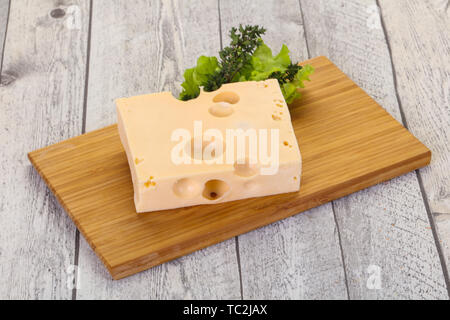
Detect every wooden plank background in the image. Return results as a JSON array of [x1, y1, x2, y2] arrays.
[[0, 0, 8, 60], [0, 0, 449, 299]]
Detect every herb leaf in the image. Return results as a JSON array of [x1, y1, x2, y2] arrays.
[[179, 68, 199, 101], [204, 25, 266, 91], [280, 64, 315, 104], [179, 24, 314, 104], [238, 43, 291, 81], [179, 56, 219, 101]]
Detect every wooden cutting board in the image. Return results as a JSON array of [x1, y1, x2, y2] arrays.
[[28, 56, 431, 280]]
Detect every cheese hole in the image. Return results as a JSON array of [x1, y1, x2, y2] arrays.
[[209, 102, 234, 117], [213, 91, 240, 104], [173, 178, 202, 199], [234, 158, 259, 177], [202, 179, 230, 200]]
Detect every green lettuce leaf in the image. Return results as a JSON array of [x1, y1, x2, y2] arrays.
[[281, 64, 315, 104], [179, 68, 199, 101], [294, 64, 314, 87], [238, 41, 314, 103], [238, 43, 291, 81], [281, 82, 301, 105], [179, 56, 219, 101], [193, 56, 219, 85], [179, 39, 314, 104]]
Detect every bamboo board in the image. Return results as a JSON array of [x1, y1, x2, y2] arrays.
[[28, 56, 431, 280]]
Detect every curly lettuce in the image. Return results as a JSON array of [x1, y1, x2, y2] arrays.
[[179, 56, 219, 101], [179, 25, 314, 104]]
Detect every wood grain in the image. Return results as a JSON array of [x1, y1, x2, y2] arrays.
[[219, 0, 348, 299], [77, 0, 241, 299], [301, 0, 448, 299], [29, 56, 431, 281], [379, 0, 450, 286], [0, 0, 8, 62], [0, 0, 89, 299]]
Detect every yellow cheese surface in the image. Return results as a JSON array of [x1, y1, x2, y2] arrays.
[[116, 79, 301, 212]]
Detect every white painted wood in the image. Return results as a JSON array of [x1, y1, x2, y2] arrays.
[[219, 0, 348, 299], [78, 237, 240, 299], [300, 0, 448, 299], [2, 0, 447, 300], [0, 0, 8, 58], [77, 0, 241, 299], [379, 0, 450, 282], [0, 0, 89, 299]]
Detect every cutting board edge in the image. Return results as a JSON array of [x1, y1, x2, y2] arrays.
[[108, 149, 431, 280], [27, 128, 432, 280], [25, 55, 434, 280], [27, 151, 115, 272]]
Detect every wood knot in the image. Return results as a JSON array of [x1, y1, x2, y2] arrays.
[[50, 8, 66, 19], [0, 72, 17, 86]]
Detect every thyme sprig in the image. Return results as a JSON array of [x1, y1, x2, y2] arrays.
[[204, 25, 266, 92]]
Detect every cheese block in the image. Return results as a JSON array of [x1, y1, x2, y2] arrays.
[[116, 79, 301, 213]]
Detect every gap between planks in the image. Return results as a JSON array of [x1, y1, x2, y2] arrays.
[[72, 0, 94, 301], [0, 0, 11, 81], [377, 0, 450, 297]]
